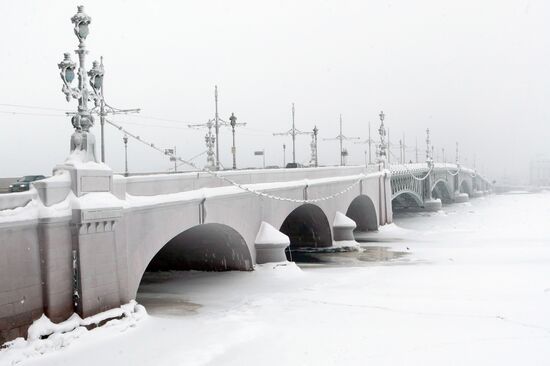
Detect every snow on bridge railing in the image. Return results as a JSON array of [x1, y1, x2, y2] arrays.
[[114, 165, 385, 199], [0, 190, 37, 211], [389, 163, 431, 175]]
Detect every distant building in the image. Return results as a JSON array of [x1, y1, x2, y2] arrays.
[[530, 158, 550, 186]]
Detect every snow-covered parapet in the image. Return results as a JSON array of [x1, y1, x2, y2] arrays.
[[332, 211, 357, 241], [254, 221, 290, 264]]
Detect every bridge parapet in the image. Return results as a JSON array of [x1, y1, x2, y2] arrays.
[[113, 165, 383, 198]]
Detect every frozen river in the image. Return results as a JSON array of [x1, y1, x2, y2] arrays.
[[3, 192, 550, 365]]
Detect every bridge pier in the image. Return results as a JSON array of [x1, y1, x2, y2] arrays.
[[254, 222, 290, 264], [423, 198, 442, 211], [470, 190, 483, 198], [454, 192, 469, 203], [332, 211, 357, 241]]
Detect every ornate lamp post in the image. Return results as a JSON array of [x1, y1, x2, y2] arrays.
[[229, 113, 238, 170], [58, 6, 103, 163], [205, 123, 216, 169], [312, 125, 319, 167], [425, 128, 432, 165], [377, 111, 387, 166]]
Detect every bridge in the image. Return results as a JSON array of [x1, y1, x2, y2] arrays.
[[390, 162, 492, 210], [0, 5, 495, 346], [0, 159, 490, 343]]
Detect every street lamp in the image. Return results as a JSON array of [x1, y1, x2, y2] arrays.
[[425, 128, 432, 165], [123, 134, 129, 176], [204, 126, 216, 169], [58, 5, 103, 163], [229, 113, 237, 170], [312, 125, 319, 167]]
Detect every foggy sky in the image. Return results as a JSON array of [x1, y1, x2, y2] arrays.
[[1, 0, 548, 183]]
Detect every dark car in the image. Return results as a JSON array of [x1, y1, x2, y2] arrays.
[[285, 163, 304, 169], [9, 175, 46, 192]]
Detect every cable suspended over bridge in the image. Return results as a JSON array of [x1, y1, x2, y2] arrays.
[[106, 119, 372, 204]]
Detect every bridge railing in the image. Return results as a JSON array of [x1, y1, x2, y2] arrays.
[[113, 165, 382, 198], [0, 190, 37, 211]]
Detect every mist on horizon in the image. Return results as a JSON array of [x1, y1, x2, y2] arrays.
[[1, 0, 548, 185]]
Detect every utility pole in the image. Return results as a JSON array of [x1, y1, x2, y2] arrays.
[[283, 144, 286, 167], [442, 147, 445, 163], [123, 134, 128, 177], [96, 57, 140, 163], [354, 121, 375, 165], [214, 86, 220, 170], [402, 133, 406, 163], [323, 114, 360, 166], [455, 142, 459, 165], [273, 103, 310, 165]]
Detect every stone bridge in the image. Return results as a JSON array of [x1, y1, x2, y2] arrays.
[[390, 163, 492, 210], [0, 162, 489, 343]]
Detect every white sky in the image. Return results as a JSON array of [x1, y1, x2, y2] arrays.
[[0, 0, 548, 183]]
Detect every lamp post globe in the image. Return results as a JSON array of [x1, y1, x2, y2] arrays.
[[71, 5, 92, 43]]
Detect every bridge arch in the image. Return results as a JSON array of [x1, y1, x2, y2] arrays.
[[346, 195, 378, 232], [392, 191, 423, 209], [431, 180, 452, 204], [132, 223, 253, 300], [280, 203, 332, 249]]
